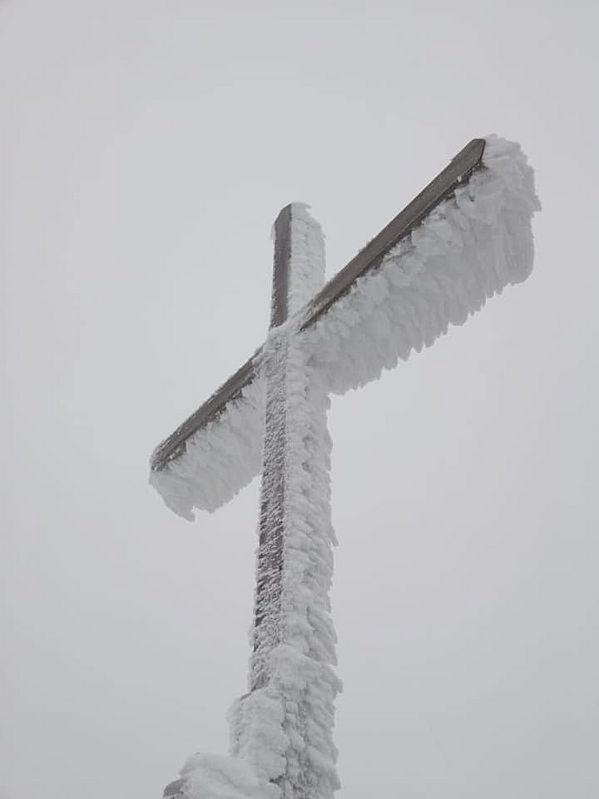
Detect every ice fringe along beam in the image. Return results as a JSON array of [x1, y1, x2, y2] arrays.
[[149, 135, 540, 521]]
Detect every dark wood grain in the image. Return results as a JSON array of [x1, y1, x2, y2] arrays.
[[270, 204, 292, 327]]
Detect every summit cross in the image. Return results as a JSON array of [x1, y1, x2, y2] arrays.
[[150, 136, 539, 799]]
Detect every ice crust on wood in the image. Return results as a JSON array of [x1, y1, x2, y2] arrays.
[[268, 352, 340, 799], [285, 202, 328, 313], [150, 135, 539, 522], [234, 208, 340, 798], [152, 137, 539, 798], [251, 204, 328, 690], [301, 135, 541, 394], [233, 335, 340, 799], [173, 752, 279, 799], [165, 206, 339, 799], [149, 377, 265, 520]]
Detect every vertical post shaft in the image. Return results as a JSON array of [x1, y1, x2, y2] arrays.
[[234, 204, 340, 798], [252, 205, 294, 689], [270, 205, 293, 328]]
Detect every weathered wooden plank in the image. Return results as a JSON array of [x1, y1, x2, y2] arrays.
[[150, 138, 486, 473]]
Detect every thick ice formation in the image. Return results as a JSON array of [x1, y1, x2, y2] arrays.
[[285, 202, 328, 312], [301, 135, 541, 394], [232, 209, 340, 798], [173, 752, 279, 799], [150, 136, 539, 521], [232, 334, 340, 799], [167, 206, 340, 799], [149, 377, 265, 520]]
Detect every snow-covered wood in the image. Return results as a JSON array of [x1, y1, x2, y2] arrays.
[[150, 136, 539, 523], [303, 136, 540, 394], [152, 136, 540, 799]]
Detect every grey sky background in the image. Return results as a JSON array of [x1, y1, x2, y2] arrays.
[[2, 2, 598, 797]]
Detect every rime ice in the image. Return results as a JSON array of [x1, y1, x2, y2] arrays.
[[236, 210, 340, 798], [302, 135, 540, 395], [151, 136, 540, 521], [149, 137, 540, 799], [149, 377, 265, 519], [236, 335, 341, 798]]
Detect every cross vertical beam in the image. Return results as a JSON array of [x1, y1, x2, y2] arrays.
[[240, 204, 340, 797], [271, 205, 293, 327], [252, 205, 294, 689]]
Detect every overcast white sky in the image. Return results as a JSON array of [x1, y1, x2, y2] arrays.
[[2, 2, 598, 798]]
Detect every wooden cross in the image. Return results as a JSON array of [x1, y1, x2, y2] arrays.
[[152, 137, 538, 799]]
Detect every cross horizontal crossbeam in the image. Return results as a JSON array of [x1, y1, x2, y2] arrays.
[[150, 138, 485, 472]]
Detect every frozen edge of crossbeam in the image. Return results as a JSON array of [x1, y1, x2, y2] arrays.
[[149, 376, 266, 520], [150, 135, 540, 520], [301, 134, 541, 395]]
